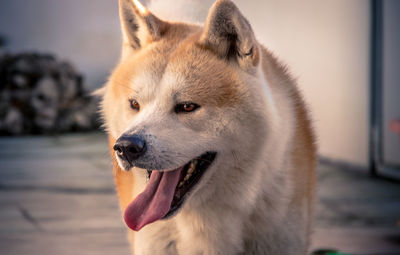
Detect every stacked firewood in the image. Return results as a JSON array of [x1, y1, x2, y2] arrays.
[[0, 53, 100, 135]]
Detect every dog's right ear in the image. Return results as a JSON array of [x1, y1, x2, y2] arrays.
[[119, 0, 168, 57]]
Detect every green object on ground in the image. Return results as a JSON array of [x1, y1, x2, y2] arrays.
[[311, 249, 352, 255], [327, 252, 351, 255]]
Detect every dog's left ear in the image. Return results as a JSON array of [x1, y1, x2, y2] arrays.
[[119, 0, 168, 58], [198, 0, 259, 70]]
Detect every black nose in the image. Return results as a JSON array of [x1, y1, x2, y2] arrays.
[[113, 135, 147, 162]]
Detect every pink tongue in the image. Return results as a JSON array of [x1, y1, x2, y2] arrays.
[[124, 168, 182, 231]]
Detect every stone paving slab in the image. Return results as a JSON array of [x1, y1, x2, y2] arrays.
[[0, 232, 130, 255], [0, 132, 399, 255], [311, 227, 400, 255], [0, 133, 130, 255]]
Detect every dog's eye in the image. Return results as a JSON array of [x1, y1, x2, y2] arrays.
[[175, 102, 200, 113], [129, 99, 140, 111]]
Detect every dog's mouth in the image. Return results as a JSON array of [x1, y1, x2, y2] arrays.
[[123, 151, 217, 231]]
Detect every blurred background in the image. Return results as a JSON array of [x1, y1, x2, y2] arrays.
[[0, 0, 399, 254]]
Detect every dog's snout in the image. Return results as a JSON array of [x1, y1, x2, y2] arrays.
[[113, 135, 147, 162]]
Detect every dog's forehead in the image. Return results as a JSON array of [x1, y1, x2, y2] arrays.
[[124, 25, 202, 95], [137, 46, 171, 84], [113, 35, 241, 107], [111, 44, 171, 99], [159, 43, 241, 106]]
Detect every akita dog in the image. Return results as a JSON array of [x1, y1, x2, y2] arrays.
[[99, 0, 316, 254]]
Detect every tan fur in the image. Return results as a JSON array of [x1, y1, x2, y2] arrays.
[[108, 136, 135, 253], [100, 0, 316, 254], [261, 48, 316, 207]]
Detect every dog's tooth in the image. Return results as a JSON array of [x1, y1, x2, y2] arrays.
[[184, 175, 190, 181], [188, 160, 197, 173], [187, 165, 195, 174], [146, 170, 151, 183], [178, 181, 184, 188]]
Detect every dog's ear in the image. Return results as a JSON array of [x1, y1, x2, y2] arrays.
[[198, 0, 259, 69], [119, 0, 168, 56]]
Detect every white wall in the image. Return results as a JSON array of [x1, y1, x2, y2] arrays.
[[233, 0, 371, 167], [0, 0, 371, 167]]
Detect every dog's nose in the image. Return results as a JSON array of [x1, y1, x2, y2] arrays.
[[113, 135, 147, 162]]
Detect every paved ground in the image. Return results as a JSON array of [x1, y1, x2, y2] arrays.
[[0, 132, 399, 255]]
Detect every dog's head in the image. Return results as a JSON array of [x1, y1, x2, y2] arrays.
[[101, 0, 272, 231]]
